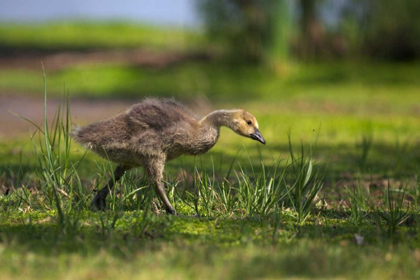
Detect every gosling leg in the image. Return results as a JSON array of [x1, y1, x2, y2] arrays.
[[145, 159, 176, 214], [91, 165, 127, 211], [153, 180, 176, 214]]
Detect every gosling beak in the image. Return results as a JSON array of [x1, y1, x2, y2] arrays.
[[250, 129, 266, 145]]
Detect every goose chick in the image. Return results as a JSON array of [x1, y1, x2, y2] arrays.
[[71, 98, 265, 214]]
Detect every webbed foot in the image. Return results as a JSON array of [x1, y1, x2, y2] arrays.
[[166, 208, 176, 215], [91, 189, 108, 211]]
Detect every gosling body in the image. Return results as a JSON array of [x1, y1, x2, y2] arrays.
[[71, 98, 265, 214]]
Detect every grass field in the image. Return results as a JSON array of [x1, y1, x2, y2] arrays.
[[1, 23, 420, 279], [0, 22, 201, 51]]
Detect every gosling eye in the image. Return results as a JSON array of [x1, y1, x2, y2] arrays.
[[247, 120, 252, 125]]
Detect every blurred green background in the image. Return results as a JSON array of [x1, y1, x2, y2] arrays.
[[1, 1, 420, 279], [0, 0, 419, 181]]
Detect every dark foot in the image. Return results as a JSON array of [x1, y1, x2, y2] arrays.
[[91, 190, 108, 211], [166, 208, 176, 215]]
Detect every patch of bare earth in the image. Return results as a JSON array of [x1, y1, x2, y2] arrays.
[[0, 48, 211, 71], [0, 94, 132, 139]]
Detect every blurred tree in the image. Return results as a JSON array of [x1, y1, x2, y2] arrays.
[[199, 0, 420, 62], [197, 0, 290, 64], [299, 0, 321, 59], [365, 0, 420, 61], [294, 0, 343, 60], [346, 0, 420, 61], [296, 0, 420, 61]]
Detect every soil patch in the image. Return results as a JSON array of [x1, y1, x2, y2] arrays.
[[0, 48, 211, 71], [0, 94, 133, 139]]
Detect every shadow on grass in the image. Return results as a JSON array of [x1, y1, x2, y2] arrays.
[[0, 220, 363, 278], [0, 208, 415, 255], [1, 205, 420, 279], [166, 141, 420, 182], [0, 212, 364, 256], [1, 140, 419, 196]]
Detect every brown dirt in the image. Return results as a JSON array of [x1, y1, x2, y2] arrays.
[[0, 48, 211, 71], [0, 94, 133, 139]]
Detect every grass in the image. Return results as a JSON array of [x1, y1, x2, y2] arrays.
[[0, 22, 420, 278], [2, 211, 420, 279], [0, 22, 202, 51], [0, 69, 419, 279], [1, 62, 420, 100], [2, 62, 419, 181], [2, 210, 420, 279]]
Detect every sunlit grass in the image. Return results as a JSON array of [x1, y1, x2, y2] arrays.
[[0, 58, 419, 279], [1, 20, 420, 278], [0, 22, 202, 50], [1, 62, 419, 102]]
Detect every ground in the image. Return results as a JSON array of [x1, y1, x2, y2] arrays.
[[0, 23, 420, 279]]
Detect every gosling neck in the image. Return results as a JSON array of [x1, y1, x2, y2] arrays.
[[199, 110, 240, 130]]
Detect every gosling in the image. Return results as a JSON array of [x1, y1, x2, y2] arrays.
[[71, 98, 265, 214]]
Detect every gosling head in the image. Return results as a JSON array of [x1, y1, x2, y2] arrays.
[[230, 110, 266, 145]]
